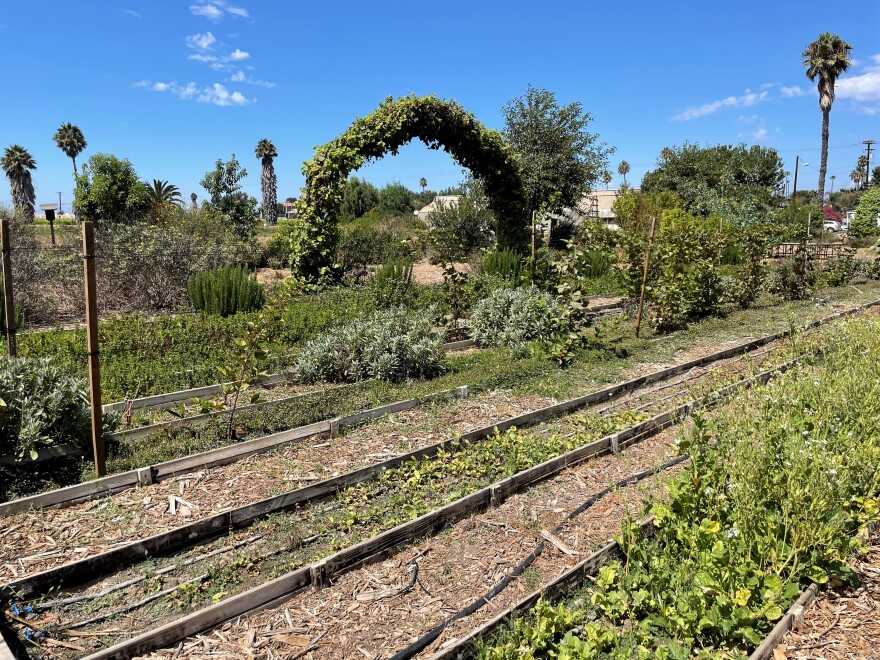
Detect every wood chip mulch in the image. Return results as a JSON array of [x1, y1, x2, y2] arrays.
[[0, 392, 550, 583], [138, 425, 686, 659], [778, 530, 880, 659]]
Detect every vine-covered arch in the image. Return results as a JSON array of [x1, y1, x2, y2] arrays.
[[291, 95, 528, 279]]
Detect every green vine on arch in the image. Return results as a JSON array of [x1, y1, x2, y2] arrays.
[[291, 94, 529, 279]]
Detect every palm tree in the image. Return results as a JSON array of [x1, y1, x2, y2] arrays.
[[602, 170, 613, 189], [851, 155, 868, 188], [191, 192, 198, 209], [419, 177, 427, 192], [1, 145, 36, 221], [803, 32, 853, 203], [147, 179, 182, 209], [830, 174, 836, 195], [254, 139, 278, 224], [52, 122, 87, 179], [617, 160, 630, 186]]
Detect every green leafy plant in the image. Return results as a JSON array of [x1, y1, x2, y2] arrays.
[[477, 248, 523, 282], [727, 225, 770, 308], [767, 251, 816, 301], [291, 95, 529, 279], [294, 307, 445, 383], [468, 286, 558, 348], [369, 257, 414, 308], [187, 267, 265, 317], [818, 248, 857, 287], [0, 357, 115, 459]]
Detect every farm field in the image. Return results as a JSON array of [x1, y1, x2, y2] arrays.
[[1, 305, 878, 659]]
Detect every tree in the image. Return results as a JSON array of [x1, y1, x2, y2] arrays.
[[254, 139, 278, 224], [602, 170, 612, 188], [147, 179, 182, 209], [378, 182, 416, 216], [641, 143, 784, 224], [341, 177, 380, 219], [502, 85, 612, 222], [617, 160, 630, 185], [851, 188, 880, 238], [419, 177, 427, 192], [200, 154, 259, 238], [851, 155, 868, 189], [803, 32, 853, 203], [0, 145, 36, 221], [74, 153, 151, 225], [828, 188, 863, 213], [52, 122, 87, 180], [191, 192, 198, 209], [872, 165, 880, 188]]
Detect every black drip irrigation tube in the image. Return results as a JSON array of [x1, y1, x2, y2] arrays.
[[389, 452, 692, 660]]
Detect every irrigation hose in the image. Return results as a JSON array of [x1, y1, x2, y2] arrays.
[[388, 452, 691, 660]]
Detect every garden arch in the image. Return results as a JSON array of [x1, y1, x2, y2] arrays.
[[291, 95, 528, 279]]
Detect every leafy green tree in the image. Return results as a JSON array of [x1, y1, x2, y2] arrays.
[[851, 155, 868, 189], [200, 154, 259, 238], [617, 160, 630, 185], [872, 166, 880, 187], [147, 179, 182, 209], [52, 122, 87, 179], [851, 188, 880, 238], [803, 32, 853, 202], [254, 139, 278, 224], [0, 145, 36, 221], [74, 154, 151, 226], [828, 188, 863, 213], [502, 85, 612, 221], [378, 181, 416, 216], [641, 143, 784, 223], [341, 177, 380, 219]]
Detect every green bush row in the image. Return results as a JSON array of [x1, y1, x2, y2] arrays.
[[187, 266, 265, 317]]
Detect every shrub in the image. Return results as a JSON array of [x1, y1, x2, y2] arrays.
[[187, 267, 265, 316], [0, 357, 108, 459], [0, 281, 25, 332], [767, 252, 816, 301], [294, 307, 445, 383], [468, 286, 558, 348], [850, 188, 880, 238], [263, 219, 298, 268], [726, 226, 770, 308], [369, 257, 414, 308], [818, 249, 857, 288], [548, 218, 580, 249], [427, 196, 492, 262], [477, 248, 523, 282], [336, 214, 420, 272]]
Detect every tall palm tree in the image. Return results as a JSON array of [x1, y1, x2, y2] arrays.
[[803, 32, 853, 203], [147, 179, 182, 209], [419, 177, 427, 192], [617, 160, 630, 186], [52, 122, 87, 179], [1, 145, 36, 221], [851, 155, 868, 188], [254, 139, 278, 224], [602, 170, 613, 189], [191, 192, 198, 209]]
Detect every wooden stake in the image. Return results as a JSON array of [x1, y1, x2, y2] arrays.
[[635, 215, 657, 339], [82, 222, 106, 477], [0, 218, 16, 356], [531, 210, 537, 280]]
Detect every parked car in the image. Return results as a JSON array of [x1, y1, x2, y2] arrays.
[[823, 220, 841, 232]]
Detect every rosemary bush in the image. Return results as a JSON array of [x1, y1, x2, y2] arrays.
[[187, 266, 265, 317]]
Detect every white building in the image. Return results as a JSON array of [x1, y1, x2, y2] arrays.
[[414, 195, 461, 222]]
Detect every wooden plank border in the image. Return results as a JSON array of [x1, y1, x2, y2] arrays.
[[71, 357, 792, 660], [2, 300, 876, 518]]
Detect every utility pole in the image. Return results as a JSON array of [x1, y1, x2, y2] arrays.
[[792, 156, 800, 200], [864, 140, 876, 190], [57, 192, 63, 217]]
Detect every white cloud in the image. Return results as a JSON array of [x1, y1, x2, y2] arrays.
[[672, 89, 769, 121], [191, 1, 249, 20], [188, 53, 218, 63], [229, 70, 276, 88], [228, 48, 249, 61], [122, 9, 142, 18], [191, 3, 224, 20], [186, 31, 216, 51], [752, 126, 768, 140], [136, 80, 254, 106], [738, 114, 759, 123], [780, 85, 805, 98]]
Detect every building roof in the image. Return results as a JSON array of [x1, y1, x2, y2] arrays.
[[415, 195, 461, 217]]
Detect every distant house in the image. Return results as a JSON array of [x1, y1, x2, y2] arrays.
[[556, 188, 637, 230], [281, 201, 297, 219], [414, 195, 461, 222]]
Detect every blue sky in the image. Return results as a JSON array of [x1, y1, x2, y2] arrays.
[[2, 1, 879, 213]]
